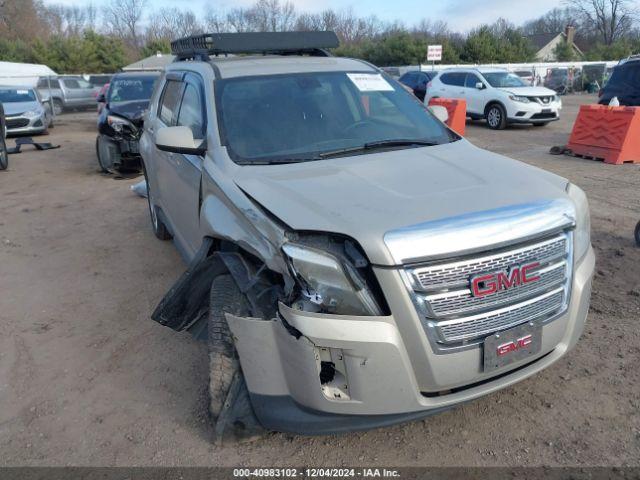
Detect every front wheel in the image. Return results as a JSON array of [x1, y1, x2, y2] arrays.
[[486, 104, 507, 130], [142, 162, 171, 240], [0, 141, 7, 171], [208, 274, 263, 441], [96, 135, 114, 173]]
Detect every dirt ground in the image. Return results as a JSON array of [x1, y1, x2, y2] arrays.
[[0, 95, 639, 467]]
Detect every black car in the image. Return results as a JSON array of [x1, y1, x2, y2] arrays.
[[599, 56, 640, 106], [398, 70, 436, 101], [0, 102, 7, 170], [96, 72, 159, 173]]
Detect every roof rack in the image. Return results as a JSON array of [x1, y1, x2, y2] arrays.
[[171, 31, 340, 61]]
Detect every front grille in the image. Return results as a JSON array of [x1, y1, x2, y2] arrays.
[[404, 231, 572, 353], [6, 118, 29, 129], [528, 96, 554, 104]]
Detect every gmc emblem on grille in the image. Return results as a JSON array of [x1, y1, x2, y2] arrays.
[[470, 262, 541, 297], [497, 334, 533, 356]]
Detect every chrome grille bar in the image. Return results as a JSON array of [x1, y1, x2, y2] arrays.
[[403, 231, 573, 353]]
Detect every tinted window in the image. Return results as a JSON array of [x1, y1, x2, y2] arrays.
[[159, 80, 183, 126], [440, 72, 466, 87], [216, 72, 454, 163], [465, 73, 481, 88], [177, 83, 204, 139], [607, 64, 640, 88], [108, 76, 157, 103]]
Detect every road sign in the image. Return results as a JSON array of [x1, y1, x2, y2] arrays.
[[427, 45, 442, 62]]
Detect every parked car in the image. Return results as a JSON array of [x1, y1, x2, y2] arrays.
[[512, 70, 535, 86], [141, 32, 594, 439], [96, 83, 110, 114], [87, 74, 112, 89], [0, 102, 7, 170], [96, 72, 159, 173], [398, 70, 437, 101], [37, 76, 97, 115], [598, 56, 640, 106], [426, 68, 562, 129], [0, 86, 52, 136]]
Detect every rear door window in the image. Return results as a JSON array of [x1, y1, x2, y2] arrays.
[[158, 80, 184, 126], [440, 72, 466, 87], [465, 73, 481, 88]]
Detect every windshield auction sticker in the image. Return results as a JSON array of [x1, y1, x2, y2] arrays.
[[347, 73, 394, 92]]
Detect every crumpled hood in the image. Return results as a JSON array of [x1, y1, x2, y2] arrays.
[[234, 140, 570, 266], [498, 86, 557, 97], [108, 100, 149, 125], [3, 101, 41, 116]]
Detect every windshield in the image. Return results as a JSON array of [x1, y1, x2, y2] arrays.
[[108, 77, 157, 103], [483, 72, 527, 88], [0, 88, 36, 103], [216, 71, 455, 164]]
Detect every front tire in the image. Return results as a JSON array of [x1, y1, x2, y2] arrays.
[[142, 162, 171, 240], [96, 135, 113, 173], [208, 275, 262, 441], [635, 221, 640, 247], [0, 140, 7, 171], [486, 104, 507, 130]]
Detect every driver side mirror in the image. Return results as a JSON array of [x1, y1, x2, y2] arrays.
[[428, 105, 449, 124], [155, 126, 206, 156], [475, 82, 485, 90]]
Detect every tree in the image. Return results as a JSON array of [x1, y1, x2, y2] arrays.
[[553, 39, 578, 60], [102, 0, 146, 50], [462, 26, 500, 63], [565, 0, 635, 44]]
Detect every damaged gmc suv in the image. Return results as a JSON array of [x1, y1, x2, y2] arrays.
[[140, 32, 595, 440]]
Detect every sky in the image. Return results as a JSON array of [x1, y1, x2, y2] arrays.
[[43, 0, 569, 31]]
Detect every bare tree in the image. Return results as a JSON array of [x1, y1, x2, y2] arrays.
[[204, 8, 230, 33], [246, 0, 297, 32], [565, 0, 635, 44], [44, 3, 97, 37], [147, 7, 202, 41], [102, 0, 146, 48]]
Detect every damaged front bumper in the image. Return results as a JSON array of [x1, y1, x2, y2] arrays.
[[226, 247, 595, 435]]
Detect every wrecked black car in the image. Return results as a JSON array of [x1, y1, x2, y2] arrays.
[[96, 72, 159, 173]]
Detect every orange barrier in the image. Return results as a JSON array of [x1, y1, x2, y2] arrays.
[[428, 98, 466, 136], [567, 105, 640, 165]]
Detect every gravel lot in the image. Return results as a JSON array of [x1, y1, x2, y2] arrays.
[[1, 94, 639, 467]]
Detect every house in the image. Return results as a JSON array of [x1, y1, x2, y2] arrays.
[[122, 52, 175, 72], [526, 26, 584, 62]]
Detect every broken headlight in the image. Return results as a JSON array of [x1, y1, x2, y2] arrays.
[[282, 243, 383, 316], [107, 115, 135, 133], [566, 183, 591, 262]]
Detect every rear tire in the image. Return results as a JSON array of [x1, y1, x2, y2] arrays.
[[635, 221, 640, 247], [142, 162, 171, 240], [486, 104, 507, 130], [0, 141, 7, 171]]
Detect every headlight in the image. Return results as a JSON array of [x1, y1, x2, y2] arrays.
[[283, 243, 382, 316], [107, 115, 134, 132], [567, 183, 591, 261], [509, 95, 530, 103], [23, 109, 43, 118]]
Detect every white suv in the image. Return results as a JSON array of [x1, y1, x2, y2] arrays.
[[425, 68, 562, 129]]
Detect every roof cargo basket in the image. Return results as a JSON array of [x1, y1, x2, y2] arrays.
[[171, 31, 340, 60]]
